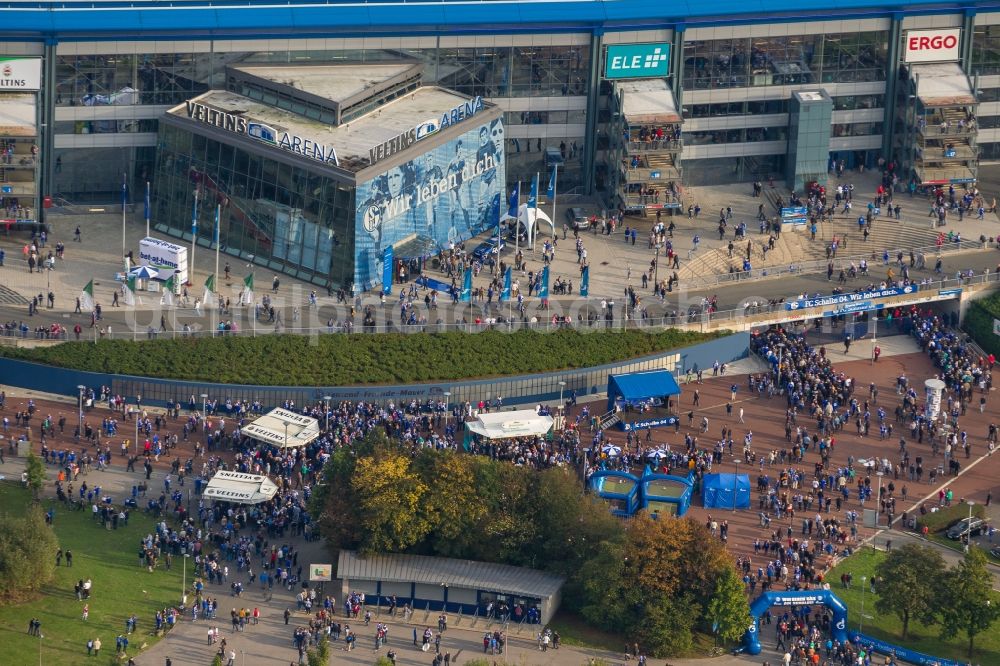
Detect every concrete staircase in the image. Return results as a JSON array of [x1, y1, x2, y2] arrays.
[[678, 214, 944, 279]]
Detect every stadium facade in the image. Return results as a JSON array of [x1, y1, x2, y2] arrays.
[[1, 0, 999, 287]]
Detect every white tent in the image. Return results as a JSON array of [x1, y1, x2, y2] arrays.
[[466, 409, 554, 440], [501, 203, 555, 246], [242, 407, 320, 448], [203, 470, 280, 505]]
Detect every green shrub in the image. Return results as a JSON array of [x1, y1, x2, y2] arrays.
[[0, 328, 720, 386], [915, 502, 986, 534], [964, 293, 1000, 358]]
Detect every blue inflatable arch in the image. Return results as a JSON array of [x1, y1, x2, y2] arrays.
[[743, 589, 848, 655]]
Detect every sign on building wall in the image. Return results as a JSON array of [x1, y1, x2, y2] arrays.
[[903, 28, 961, 63], [354, 117, 505, 292], [605, 43, 671, 79], [0, 57, 42, 91]]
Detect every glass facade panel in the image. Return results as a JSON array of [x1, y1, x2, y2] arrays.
[[152, 123, 355, 289], [972, 26, 1000, 76], [683, 31, 887, 90]]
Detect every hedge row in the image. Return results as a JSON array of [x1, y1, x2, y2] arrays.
[[964, 292, 1000, 358], [915, 502, 986, 534], [0, 328, 719, 386]]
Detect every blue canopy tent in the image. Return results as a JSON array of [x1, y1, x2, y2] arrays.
[[701, 473, 751, 510], [606, 370, 681, 413]]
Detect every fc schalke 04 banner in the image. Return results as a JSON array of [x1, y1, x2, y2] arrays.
[[381, 245, 394, 295]]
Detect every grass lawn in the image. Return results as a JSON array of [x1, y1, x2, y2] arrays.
[[0, 482, 184, 665], [826, 546, 1000, 663]]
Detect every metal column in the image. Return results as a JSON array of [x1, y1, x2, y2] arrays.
[[881, 13, 902, 163], [40, 40, 56, 210], [961, 9, 977, 73], [672, 24, 686, 109], [582, 29, 603, 196]]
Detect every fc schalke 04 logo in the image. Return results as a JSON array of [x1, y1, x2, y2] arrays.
[[363, 205, 382, 233], [2, 65, 11, 78]]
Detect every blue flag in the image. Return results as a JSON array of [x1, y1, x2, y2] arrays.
[[501, 266, 511, 302], [528, 175, 537, 210], [460, 268, 473, 303], [144, 182, 150, 222], [538, 265, 550, 300], [213, 205, 220, 244], [191, 192, 198, 236], [580, 264, 590, 297], [121, 176, 127, 208], [381, 245, 394, 295], [508, 182, 520, 219], [546, 167, 556, 198]]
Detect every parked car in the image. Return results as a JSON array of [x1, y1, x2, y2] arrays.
[[564, 207, 591, 231], [471, 237, 505, 262], [990, 545, 1000, 560], [946, 516, 988, 540]]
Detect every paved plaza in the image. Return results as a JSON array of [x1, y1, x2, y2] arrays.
[[1, 170, 999, 338]]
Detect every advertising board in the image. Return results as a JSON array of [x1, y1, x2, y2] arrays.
[[139, 236, 189, 284], [354, 118, 505, 292], [903, 28, 961, 63]]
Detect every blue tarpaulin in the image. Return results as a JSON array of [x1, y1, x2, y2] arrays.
[[701, 473, 751, 509], [606, 370, 681, 412]]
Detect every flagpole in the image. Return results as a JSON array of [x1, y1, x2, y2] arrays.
[[145, 181, 151, 238], [121, 172, 127, 268], [190, 188, 198, 293], [214, 204, 221, 301], [531, 172, 539, 251], [551, 164, 559, 247], [515, 181, 521, 267]]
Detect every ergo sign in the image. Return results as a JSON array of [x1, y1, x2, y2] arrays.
[[904, 28, 961, 63]]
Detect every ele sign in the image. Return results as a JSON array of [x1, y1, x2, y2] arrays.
[[0, 57, 42, 91], [605, 43, 671, 79], [904, 28, 961, 63]]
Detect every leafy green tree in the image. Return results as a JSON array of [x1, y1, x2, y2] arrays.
[[24, 452, 45, 500], [351, 453, 430, 553], [938, 548, 1000, 657], [706, 566, 753, 643], [873, 543, 945, 638], [411, 450, 487, 558], [635, 592, 700, 657], [0, 505, 59, 602]]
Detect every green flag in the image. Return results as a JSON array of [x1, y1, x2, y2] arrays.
[[123, 276, 136, 306], [203, 273, 216, 306], [242, 273, 254, 305], [79, 279, 95, 312]]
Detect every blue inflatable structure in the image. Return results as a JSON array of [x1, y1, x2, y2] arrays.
[[702, 473, 751, 509], [744, 589, 964, 666], [588, 466, 693, 517], [743, 589, 848, 655]]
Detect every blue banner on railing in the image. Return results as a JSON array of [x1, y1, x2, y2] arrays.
[[849, 633, 962, 666], [786, 284, 919, 311], [621, 415, 678, 432]]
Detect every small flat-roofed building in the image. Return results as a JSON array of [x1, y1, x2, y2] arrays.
[[337, 549, 564, 624]]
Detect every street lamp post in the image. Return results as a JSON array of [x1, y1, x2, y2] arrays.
[[38, 632, 43, 666], [860, 576, 868, 634], [733, 458, 740, 513], [875, 471, 884, 527], [775, 343, 785, 382], [558, 381, 567, 415], [322, 395, 331, 432], [443, 392, 451, 428], [283, 420, 290, 449], [182, 552, 191, 606], [966, 500, 976, 553], [77, 384, 86, 435], [200, 393, 209, 420]]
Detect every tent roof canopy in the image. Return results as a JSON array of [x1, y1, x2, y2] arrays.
[[243, 407, 320, 448], [608, 370, 681, 402], [913, 63, 975, 107], [203, 470, 280, 505], [466, 409, 554, 440]]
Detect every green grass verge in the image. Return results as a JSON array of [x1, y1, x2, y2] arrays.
[[826, 547, 1000, 664], [546, 611, 721, 658], [0, 329, 720, 386], [0, 482, 183, 665]]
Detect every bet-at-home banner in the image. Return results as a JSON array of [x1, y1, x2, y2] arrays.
[[354, 118, 505, 291]]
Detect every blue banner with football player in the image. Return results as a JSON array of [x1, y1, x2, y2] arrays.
[[354, 117, 505, 292]]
